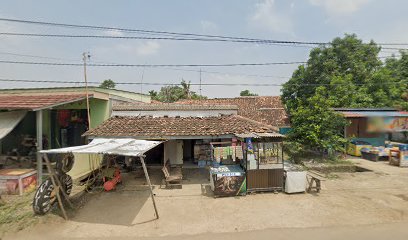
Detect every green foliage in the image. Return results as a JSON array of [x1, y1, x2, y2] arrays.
[[281, 34, 408, 160], [99, 79, 116, 89], [149, 80, 207, 102], [287, 87, 348, 154], [240, 89, 258, 96]]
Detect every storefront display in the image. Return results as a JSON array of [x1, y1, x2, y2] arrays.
[[239, 136, 285, 193], [194, 140, 211, 163]]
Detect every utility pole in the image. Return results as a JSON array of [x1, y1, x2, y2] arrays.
[[140, 66, 145, 102], [199, 68, 202, 98], [83, 52, 91, 129]]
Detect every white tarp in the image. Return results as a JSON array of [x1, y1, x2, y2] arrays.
[[0, 111, 27, 140], [284, 171, 307, 193], [40, 138, 162, 157]]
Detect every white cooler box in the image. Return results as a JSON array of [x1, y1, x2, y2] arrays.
[[285, 171, 307, 193]]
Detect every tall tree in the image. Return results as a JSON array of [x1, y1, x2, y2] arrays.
[[180, 79, 191, 99], [281, 34, 407, 157], [282, 34, 386, 111], [99, 79, 116, 89]]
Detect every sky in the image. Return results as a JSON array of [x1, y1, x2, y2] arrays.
[[0, 0, 407, 98]]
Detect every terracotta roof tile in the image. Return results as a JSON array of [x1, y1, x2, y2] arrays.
[[85, 115, 277, 139], [176, 96, 289, 127], [0, 94, 91, 110]]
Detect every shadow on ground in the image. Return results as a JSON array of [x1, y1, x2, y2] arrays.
[[69, 172, 155, 226]]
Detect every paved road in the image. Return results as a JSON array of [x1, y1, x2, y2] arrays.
[[8, 221, 408, 240], [144, 222, 408, 240]]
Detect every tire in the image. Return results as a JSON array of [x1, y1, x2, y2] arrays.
[[57, 153, 75, 173], [32, 175, 73, 215]]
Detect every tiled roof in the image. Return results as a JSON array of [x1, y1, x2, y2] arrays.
[[176, 96, 289, 127], [113, 104, 238, 111], [0, 94, 91, 110], [84, 115, 277, 139]]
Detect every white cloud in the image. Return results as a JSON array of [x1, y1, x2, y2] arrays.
[[95, 41, 161, 57], [103, 29, 124, 37], [309, 0, 371, 15], [250, 0, 293, 34], [134, 41, 160, 56], [200, 20, 218, 33]]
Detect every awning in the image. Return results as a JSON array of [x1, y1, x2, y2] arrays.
[[0, 111, 27, 140], [41, 138, 162, 157], [235, 132, 284, 138]]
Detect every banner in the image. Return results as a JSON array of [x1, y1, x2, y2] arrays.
[[367, 117, 408, 132]]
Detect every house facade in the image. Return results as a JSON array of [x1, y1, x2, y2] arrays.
[[0, 87, 149, 174]]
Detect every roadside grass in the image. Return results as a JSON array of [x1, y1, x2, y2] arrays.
[[0, 191, 60, 236]]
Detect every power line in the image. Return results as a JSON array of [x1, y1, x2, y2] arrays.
[[0, 32, 320, 45], [0, 51, 292, 78], [0, 60, 307, 67], [0, 18, 327, 45], [1, 18, 408, 49], [1, 32, 408, 51], [0, 51, 80, 62], [0, 78, 406, 87]]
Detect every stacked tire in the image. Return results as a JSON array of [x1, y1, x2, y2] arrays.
[[32, 174, 73, 215]]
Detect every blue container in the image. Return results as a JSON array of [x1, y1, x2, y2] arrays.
[[198, 160, 206, 168], [399, 144, 408, 151]]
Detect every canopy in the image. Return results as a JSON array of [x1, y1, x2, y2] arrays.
[[0, 111, 27, 140], [40, 138, 162, 157]]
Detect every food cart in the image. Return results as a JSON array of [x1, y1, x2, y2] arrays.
[[209, 141, 246, 197]]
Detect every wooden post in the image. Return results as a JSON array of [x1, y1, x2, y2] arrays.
[[36, 110, 43, 186], [44, 154, 74, 209], [140, 155, 159, 219], [43, 153, 69, 220]]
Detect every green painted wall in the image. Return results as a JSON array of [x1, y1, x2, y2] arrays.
[[55, 98, 110, 128], [89, 98, 110, 129]]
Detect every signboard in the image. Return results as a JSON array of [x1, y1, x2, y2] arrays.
[[212, 175, 246, 197], [367, 117, 408, 132]]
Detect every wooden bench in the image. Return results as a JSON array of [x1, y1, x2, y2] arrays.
[[161, 165, 182, 189], [306, 170, 325, 193]]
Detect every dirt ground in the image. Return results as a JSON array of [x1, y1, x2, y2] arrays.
[[3, 159, 408, 240]]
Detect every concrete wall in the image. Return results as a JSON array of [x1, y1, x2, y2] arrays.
[[164, 140, 183, 165], [113, 109, 237, 117]]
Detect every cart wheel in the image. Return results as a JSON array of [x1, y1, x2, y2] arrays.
[[32, 174, 72, 215]]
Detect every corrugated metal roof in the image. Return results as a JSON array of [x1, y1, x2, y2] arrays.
[[235, 132, 284, 138], [339, 111, 408, 118], [113, 104, 239, 111], [333, 108, 396, 111]]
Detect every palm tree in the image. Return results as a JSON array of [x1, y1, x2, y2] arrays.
[[180, 79, 191, 99]]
